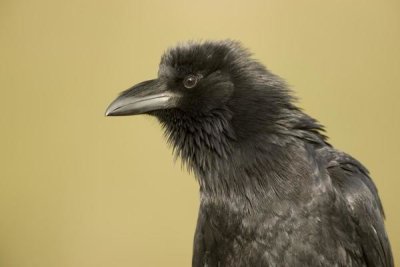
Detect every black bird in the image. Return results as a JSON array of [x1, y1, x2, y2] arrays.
[[105, 40, 393, 267]]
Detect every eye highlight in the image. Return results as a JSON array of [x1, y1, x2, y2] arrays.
[[183, 74, 199, 89]]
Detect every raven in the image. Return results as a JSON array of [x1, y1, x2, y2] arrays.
[[105, 40, 393, 267]]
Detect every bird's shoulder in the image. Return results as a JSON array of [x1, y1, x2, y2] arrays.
[[319, 147, 394, 267]]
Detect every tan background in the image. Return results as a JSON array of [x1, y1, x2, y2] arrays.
[[0, 0, 398, 266]]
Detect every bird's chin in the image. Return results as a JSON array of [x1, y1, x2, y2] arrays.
[[147, 109, 165, 117], [147, 108, 174, 118], [151, 108, 185, 122]]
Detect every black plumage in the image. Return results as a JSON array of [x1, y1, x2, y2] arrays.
[[106, 40, 393, 266]]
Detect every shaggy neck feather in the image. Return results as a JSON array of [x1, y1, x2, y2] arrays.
[[157, 106, 326, 206]]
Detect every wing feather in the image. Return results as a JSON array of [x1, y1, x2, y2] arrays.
[[327, 152, 393, 267]]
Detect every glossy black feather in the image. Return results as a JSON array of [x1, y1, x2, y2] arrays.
[[148, 40, 393, 266]]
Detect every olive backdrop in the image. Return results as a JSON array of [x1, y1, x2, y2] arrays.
[[0, 0, 399, 266]]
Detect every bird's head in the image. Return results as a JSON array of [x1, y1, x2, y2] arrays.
[[106, 40, 292, 137], [106, 40, 300, 174], [106, 41, 248, 116]]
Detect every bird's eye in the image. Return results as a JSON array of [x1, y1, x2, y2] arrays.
[[183, 75, 198, 89]]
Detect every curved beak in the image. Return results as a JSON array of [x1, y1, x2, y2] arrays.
[[105, 79, 178, 116]]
